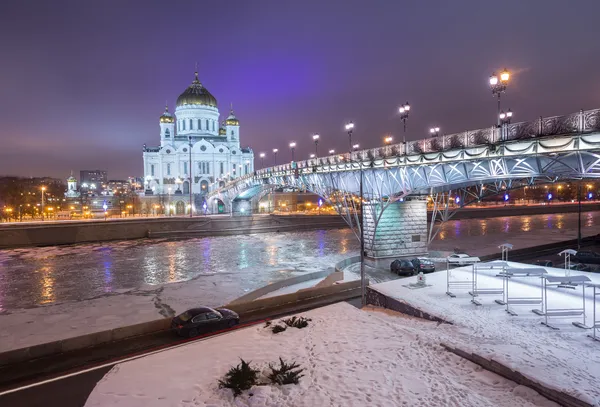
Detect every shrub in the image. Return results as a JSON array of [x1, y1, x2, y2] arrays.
[[218, 359, 260, 397], [271, 324, 287, 334], [281, 316, 311, 329], [264, 321, 272, 327], [268, 357, 305, 385]]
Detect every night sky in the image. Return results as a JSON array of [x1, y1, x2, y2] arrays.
[[1, 0, 599, 180]]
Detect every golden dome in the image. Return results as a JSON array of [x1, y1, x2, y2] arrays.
[[225, 108, 239, 126], [219, 122, 226, 135], [159, 105, 174, 123], [176, 72, 217, 108]]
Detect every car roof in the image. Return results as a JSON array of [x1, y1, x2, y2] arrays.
[[187, 307, 216, 316]]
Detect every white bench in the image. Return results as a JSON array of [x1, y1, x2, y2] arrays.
[[469, 261, 508, 306], [532, 275, 592, 330], [496, 267, 547, 316], [445, 257, 480, 298], [587, 283, 600, 342]]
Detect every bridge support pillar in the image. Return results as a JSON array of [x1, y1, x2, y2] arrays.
[[363, 198, 428, 259], [232, 199, 252, 216]]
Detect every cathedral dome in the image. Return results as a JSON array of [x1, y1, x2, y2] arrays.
[[225, 109, 239, 126], [176, 72, 218, 108], [159, 105, 174, 123], [219, 122, 226, 135]]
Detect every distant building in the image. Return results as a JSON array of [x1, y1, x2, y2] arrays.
[[65, 173, 80, 198], [107, 180, 129, 195], [142, 70, 254, 207], [80, 170, 107, 193]]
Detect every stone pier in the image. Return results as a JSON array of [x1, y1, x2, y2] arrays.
[[363, 198, 428, 259]]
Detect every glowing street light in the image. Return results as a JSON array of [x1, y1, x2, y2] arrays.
[[489, 68, 510, 125], [398, 102, 410, 143], [310, 153, 316, 158], [499, 109, 513, 125], [328, 149, 335, 155], [272, 148, 278, 165], [259, 152, 265, 167], [41, 186, 46, 221], [345, 122, 354, 153], [289, 142, 296, 162], [384, 136, 393, 145], [352, 143, 360, 151], [312, 134, 320, 156], [429, 127, 440, 137]]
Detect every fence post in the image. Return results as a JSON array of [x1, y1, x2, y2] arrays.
[[538, 116, 543, 136], [579, 109, 584, 132]]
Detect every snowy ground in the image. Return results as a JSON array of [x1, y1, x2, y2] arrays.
[[373, 262, 600, 405], [84, 302, 558, 407]]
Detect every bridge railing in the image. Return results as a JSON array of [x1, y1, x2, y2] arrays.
[[251, 108, 600, 179]]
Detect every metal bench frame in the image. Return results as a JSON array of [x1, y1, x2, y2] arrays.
[[496, 268, 547, 316], [445, 257, 480, 298], [469, 261, 507, 306], [532, 275, 591, 330]]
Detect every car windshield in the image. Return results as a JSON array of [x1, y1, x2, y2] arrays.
[[419, 259, 433, 265], [177, 311, 193, 322]]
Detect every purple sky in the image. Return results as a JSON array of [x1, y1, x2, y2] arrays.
[[1, 0, 600, 180]]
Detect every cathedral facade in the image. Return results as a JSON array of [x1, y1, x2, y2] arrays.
[[142, 71, 254, 199]]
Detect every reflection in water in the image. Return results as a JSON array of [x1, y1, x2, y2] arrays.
[[316, 230, 325, 257], [38, 265, 55, 304], [556, 214, 564, 229], [586, 213, 595, 227], [480, 219, 488, 235], [520, 217, 531, 232], [454, 221, 461, 237]]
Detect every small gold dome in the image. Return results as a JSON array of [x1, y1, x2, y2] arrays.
[[160, 105, 174, 123], [219, 122, 226, 135], [225, 108, 239, 126]]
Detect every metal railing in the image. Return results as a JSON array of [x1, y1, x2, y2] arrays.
[[254, 108, 600, 178]]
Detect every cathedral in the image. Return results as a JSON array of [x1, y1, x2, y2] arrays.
[[142, 71, 254, 200]]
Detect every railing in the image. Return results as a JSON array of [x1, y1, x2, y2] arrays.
[[249, 108, 600, 180]]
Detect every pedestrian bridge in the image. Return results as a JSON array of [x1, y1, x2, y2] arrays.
[[207, 108, 600, 258]]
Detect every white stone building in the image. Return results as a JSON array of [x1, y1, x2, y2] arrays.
[[142, 71, 254, 204]]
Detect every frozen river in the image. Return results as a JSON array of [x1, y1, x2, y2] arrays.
[[1, 211, 599, 311]]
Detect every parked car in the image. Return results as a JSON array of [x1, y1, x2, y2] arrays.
[[447, 253, 472, 266], [535, 260, 554, 267], [171, 307, 240, 338], [573, 251, 600, 265], [569, 263, 592, 272], [390, 259, 417, 275], [411, 258, 436, 273]]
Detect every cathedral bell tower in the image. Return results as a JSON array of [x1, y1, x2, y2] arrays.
[[159, 104, 175, 146]]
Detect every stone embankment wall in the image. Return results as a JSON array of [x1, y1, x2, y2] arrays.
[[0, 215, 347, 249]]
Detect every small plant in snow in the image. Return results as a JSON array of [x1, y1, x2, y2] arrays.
[[268, 357, 305, 385], [282, 316, 311, 329], [264, 321, 272, 327], [218, 359, 260, 397], [271, 324, 287, 334]]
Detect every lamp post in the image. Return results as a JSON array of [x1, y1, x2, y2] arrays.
[[289, 142, 296, 162], [310, 153, 315, 159], [312, 134, 320, 156], [352, 143, 360, 151], [168, 187, 172, 216], [489, 69, 510, 126], [188, 135, 193, 218], [429, 127, 440, 137], [398, 102, 410, 144], [345, 122, 354, 153], [259, 152, 265, 168], [273, 148, 278, 165], [328, 149, 335, 155], [41, 186, 46, 221], [384, 136, 393, 145]]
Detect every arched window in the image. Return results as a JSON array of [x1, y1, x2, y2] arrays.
[[177, 121, 180, 131], [198, 119, 201, 130], [165, 129, 170, 137], [167, 163, 171, 175], [183, 120, 186, 131], [150, 164, 155, 177], [231, 130, 234, 136], [212, 121, 215, 132], [206, 119, 209, 130], [189, 119, 193, 130]]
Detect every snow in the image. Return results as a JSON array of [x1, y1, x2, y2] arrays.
[[373, 262, 600, 405], [258, 278, 326, 299], [85, 302, 558, 407]]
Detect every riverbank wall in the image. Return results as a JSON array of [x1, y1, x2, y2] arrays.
[[0, 215, 347, 249]]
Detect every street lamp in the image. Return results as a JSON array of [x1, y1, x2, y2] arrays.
[[499, 109, 513, 125], [384, 136, 393, 145], [429, 127, 440, 137], [41, 186, 46, 221], [312, 134, 320, 156], [310, 153, 316, 158], [398, 102, 410, 143], [352, 143, 360, 151], [489, 68, 510, 125], [273, 148, 278, 165], [259, 152, 265, 168], [345, 122, 354, 153], [328, 149, 335, 155], [289, 142, 296, 162], [188, 135, 193, 218]]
